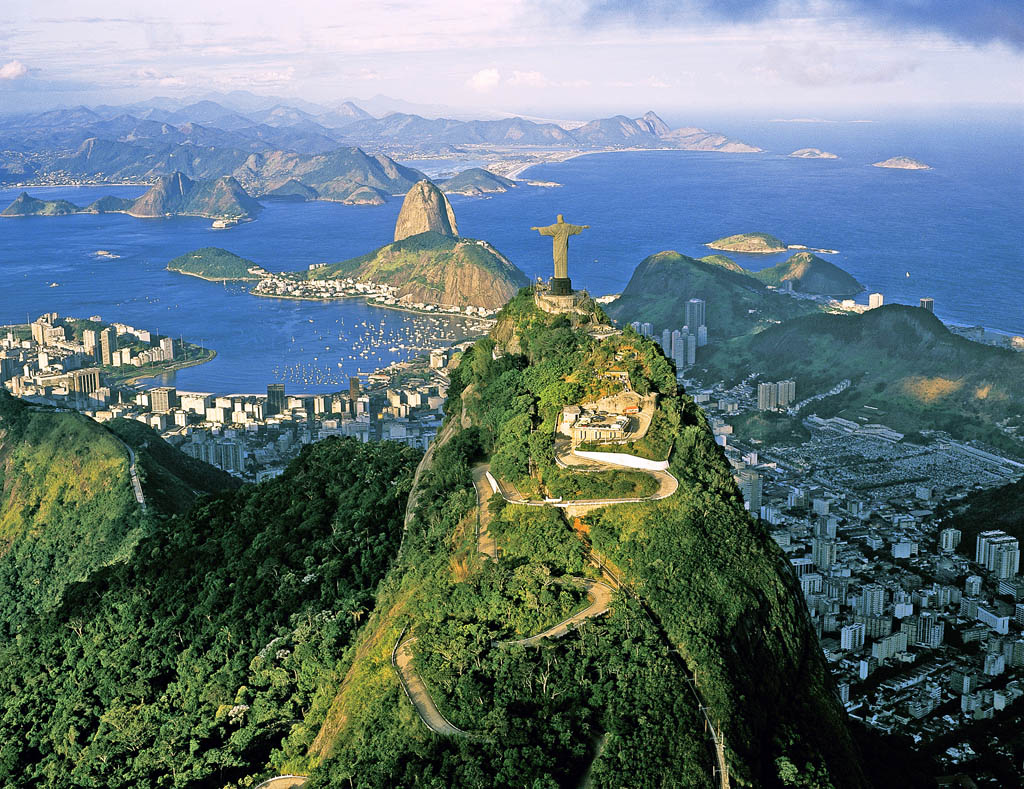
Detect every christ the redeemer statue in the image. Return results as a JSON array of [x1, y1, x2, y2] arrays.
[[532, 214, 588, 296]]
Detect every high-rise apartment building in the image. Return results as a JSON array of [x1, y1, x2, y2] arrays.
[[858, 584, 886, 617], [919, 297, 934, 312], [868, 292, 884, 309], [841, 623, 865, 652], [940, 528, 962, 553], [685, 298, 705, 331], [159, 337, 175, 360], [757, 382, 778, 411], [149, 386, 178, 413], [99, 328, 117, 366], [267, 383, 286, 416]]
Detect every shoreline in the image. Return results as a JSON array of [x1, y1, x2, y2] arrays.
[[169, 269, 259, 283], [111, 348, 218, 386], [250, 288, 496, 324]]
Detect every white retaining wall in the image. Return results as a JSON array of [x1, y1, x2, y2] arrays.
[[572, 449, 670, 472]]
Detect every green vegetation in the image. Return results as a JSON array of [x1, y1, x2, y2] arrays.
[[729, 410, 812, 446], [0, 436, 417, 786], [0, 391, 234, 633], [938, 476, 1024, 558], [753, 252, 863, 297], [288, 289, 866, 787], [699, 253, 746, 272], [439, 168, 516, 194], [707, 232, 787, 253], [1, 192, 79, 216], [698, 305, 1024, 457], [607, 250, 818, 338], [167, 246, 261, 280], [308, 231, 529, 311], [0, 285, 873, 786]]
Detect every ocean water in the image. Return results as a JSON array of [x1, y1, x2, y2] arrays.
[[1, 116, 1021, 393]]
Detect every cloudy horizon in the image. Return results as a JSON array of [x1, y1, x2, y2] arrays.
[[1, 1, 1021, 118]]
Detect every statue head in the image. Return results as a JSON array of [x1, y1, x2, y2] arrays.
[[556, 214, 564, 223]]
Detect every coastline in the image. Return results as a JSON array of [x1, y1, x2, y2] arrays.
[[169, 269, 259, 283], [250, 289, 496, 324], [120, 348, 217, 386]]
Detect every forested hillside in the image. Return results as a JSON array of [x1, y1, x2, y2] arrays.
[[0, 436, 418, 786], [287, 289, 868, 788]]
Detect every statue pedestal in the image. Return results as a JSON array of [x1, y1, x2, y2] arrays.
[[550, 277, 573, 296], [534, 281, 589, 315]]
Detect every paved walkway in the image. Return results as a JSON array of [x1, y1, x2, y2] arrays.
[[393, 636, 468, 737], [253, 776, 307, 789], [111, 437, 147, 511], [472, 463, 498, 560], [497, 578, 614, 646]]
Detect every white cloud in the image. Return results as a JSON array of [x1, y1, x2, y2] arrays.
[[467, 67, 501, 92], [508, 69, 548, 87], [0, 59, 28, 80]]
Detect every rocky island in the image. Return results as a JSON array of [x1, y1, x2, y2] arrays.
[[872, 156, 932, 170], [789, 148, 838, 159], [707, 231, 788, 253]]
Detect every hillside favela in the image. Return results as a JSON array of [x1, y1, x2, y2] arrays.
[[1, 2, 1022, 788]]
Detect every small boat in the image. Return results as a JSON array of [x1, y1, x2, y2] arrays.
[[49, 282, 60, 287]]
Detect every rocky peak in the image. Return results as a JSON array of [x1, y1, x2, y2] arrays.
[[393, 180, 458, 242], [638, 110, 671, 137]]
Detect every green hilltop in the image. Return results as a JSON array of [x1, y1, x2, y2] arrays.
[[696, 304, 1024, 456], [0, 192, 78, 216], [439, 167, 517, 195], [606, 250, 819, 337], [752, 251, 863, 297], [286, 288, 868, 787], [167, 246, 262, 280], [0, 391, 235, 631], [309, 230, 530, 311], [0, 297, 928, 785]]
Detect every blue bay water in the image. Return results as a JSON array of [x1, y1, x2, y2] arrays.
[[1, 116, 1021, 394]]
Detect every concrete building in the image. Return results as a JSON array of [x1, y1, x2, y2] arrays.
[[841, 623, 865, 652], [868, 292, 884, 309], [940, 527, 962, 552], [684, 298, 705, 331], [149, 387, 178, 413]]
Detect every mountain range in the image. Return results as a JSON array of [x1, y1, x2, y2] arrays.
[[0, 101, 761, 186]]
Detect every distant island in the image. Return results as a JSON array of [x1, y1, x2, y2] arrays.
[[438, 167, 516, 195], [707, 232, 787, 253], [872, 156, 931, 170], [789, 148, 838, 159], [167, 247, 268, 281], [1, 172, 263, 222]]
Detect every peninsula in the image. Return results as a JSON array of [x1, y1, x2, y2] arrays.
[[166, 248, 268, 281], [1, 171, 264, 222]]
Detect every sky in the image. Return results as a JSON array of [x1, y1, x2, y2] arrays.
[[0, 1, 1022, 117]]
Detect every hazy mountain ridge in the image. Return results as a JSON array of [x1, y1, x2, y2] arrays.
[[0, 102, 762, 188]]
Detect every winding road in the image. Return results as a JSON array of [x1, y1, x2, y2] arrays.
[[393, 417, 728, 786]]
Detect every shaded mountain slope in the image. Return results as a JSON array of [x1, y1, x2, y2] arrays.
[[607, 250, 818, 337], [698, 305, 1024, 455]]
